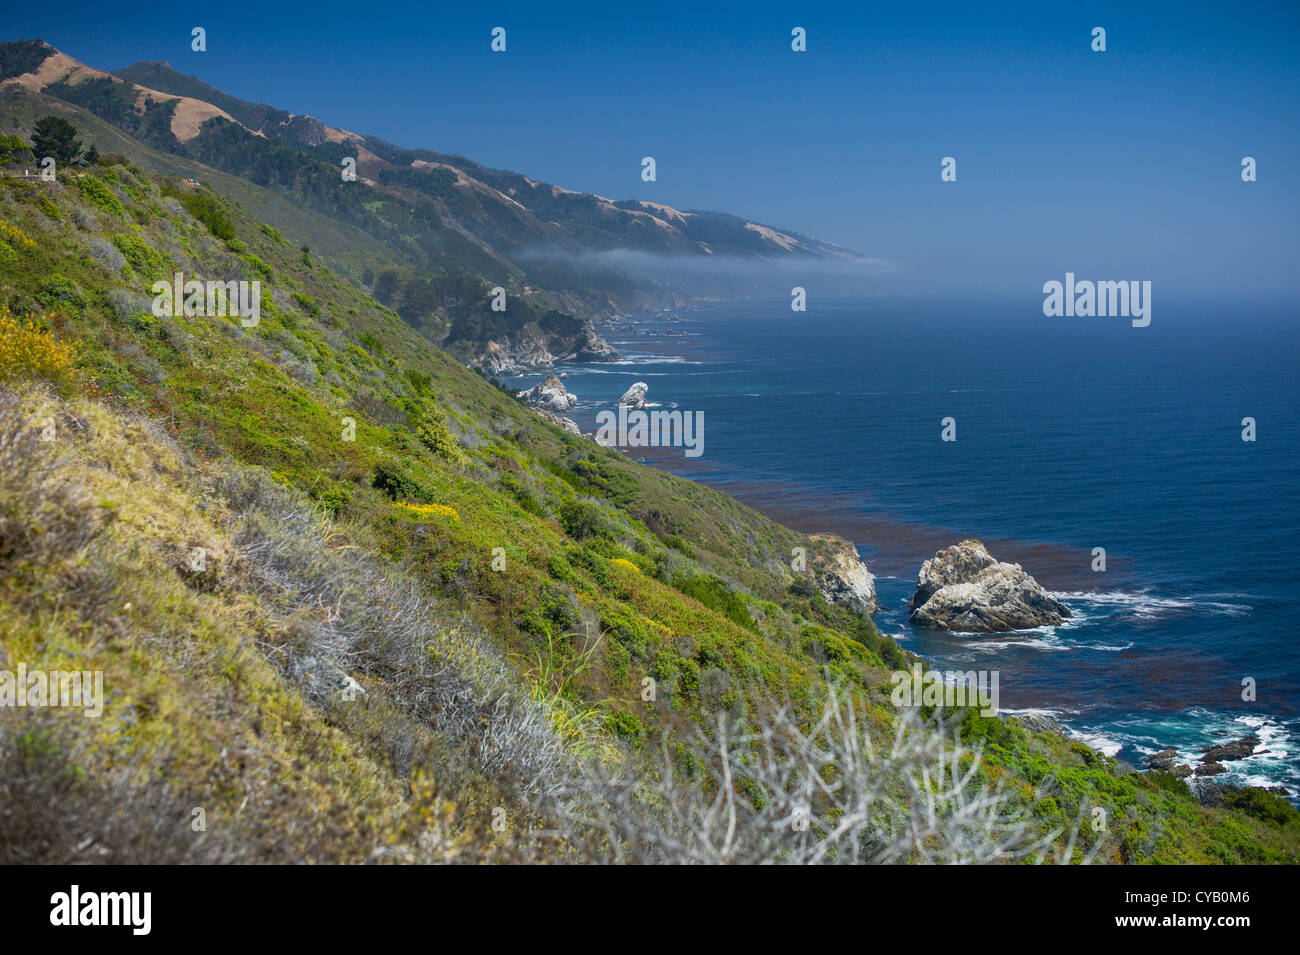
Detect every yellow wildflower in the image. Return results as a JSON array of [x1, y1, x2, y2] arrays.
[[395, 501, 460, 521], [0, 306, 79, 387]]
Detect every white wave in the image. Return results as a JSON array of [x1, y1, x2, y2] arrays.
[[1101, 712, 1298, 793], [1051, 589, 1252, 619], [561, 369, 680, 376], [1067, 729, 1125, 757], [999, 706, 1071, 719], [605, 355, 703, 366], [962, 631, 1070, 651]]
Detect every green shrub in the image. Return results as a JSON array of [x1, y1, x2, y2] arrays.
[[111, 231, 170, 279], [372, 461, 432, 503], [34, 274, 85, 313], [1223, 786, 1300, 828], [36, 196, 60, 221], [662, 533, 695, 557], [415, 407, 463, 465], [292, 292, 320, 317], [498, 470, 544, 516], [170, 188, 235, 241], [674, 573, 754, 631], [570, 545, 612, 589], [1137, 771, 1192, 799], [558, 498, 610, 541], [605, 710, 645, 744], [75, 175, 125, 217], [547, 553, 579, 587], [237, 252, 273, 282], [600, 605, 650, 661]]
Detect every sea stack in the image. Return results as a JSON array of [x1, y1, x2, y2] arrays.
[[908, 540, 1071, 632], [618, 381, 649, 409], [519, 374, 578, 412]]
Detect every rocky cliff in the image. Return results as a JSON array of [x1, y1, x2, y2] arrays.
[[471, 322, 618, 377], [810, 535, 879, 616]]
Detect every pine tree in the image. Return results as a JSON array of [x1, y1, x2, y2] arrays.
[[31, 116, 82, 165]]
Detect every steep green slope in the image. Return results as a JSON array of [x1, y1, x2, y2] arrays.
[[0, 146, 1296, 862]]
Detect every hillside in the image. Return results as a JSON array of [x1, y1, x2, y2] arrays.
[[1, 39, 868, 375], [0, 85, 1298, 862]]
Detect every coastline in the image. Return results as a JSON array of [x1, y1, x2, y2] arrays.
[[504, 301, 1299, 802]]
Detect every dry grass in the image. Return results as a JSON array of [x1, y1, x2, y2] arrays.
[[549, 688, 1099, 865], [0, 385, 99, 573], [217, 465, 574, 801]]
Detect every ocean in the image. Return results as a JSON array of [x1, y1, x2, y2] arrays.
[[506, 296, 1300, 797]]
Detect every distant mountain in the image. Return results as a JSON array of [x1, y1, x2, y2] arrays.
[[1, 38, 869, 370], [112, 59, 333, 145], [109, 57, 861, 257]]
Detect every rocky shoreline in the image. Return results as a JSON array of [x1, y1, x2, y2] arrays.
[[503, 308, 1296, 809], [473, 322, 619, 377], [1144, 734, 1269, 780]]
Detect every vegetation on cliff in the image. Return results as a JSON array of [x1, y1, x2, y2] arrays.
[[0, 119, 1296, 863]]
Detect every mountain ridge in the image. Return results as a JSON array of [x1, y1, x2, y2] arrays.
[[109, 56, 864, 261], [2, 38, 878, 373]]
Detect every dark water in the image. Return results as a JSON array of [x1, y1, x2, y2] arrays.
[[508, 297, 1300, 796]]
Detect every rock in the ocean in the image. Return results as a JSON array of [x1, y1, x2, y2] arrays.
[[1200, 736, 1260, 763], [809, 535, 878, 616], [1143, 747, 1193, 776], [1014, 712, 1068, 736], [618, 381, 649, 409], [519, 374, 578, 413], [566, 326, 620, 363], [908, 540, 1071, 632], [1195, 762, 1228, 777], [1145, 747, 1180, 772]]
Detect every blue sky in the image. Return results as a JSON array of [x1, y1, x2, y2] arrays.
[[7, 1, 1299, 299]]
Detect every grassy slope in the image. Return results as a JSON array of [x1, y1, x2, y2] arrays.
[[0, 125, 1296, 862], [0, 86, 410, 288]]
